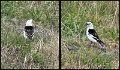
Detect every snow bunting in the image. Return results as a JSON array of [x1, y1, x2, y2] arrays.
[[86, 22, 106, 51], [23, 19, 34, 40]]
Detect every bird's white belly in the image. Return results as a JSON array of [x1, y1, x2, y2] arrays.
[[87, 33, 97, 43], [23, 31, 27, 39]]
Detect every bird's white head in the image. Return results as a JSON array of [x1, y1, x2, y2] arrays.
[[86, 22, 94, 29], [26, 19, 33, 26]]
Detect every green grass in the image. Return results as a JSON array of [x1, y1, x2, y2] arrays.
[[1, 1, 59, 69], [1, 1, 59, 30], [61, 1, 119, 69], [1, 1, 119, 69], [32, 52, 45, 64]]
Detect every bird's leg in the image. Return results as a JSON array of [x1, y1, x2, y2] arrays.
[[88, 41, 93, 47], [90, 41, 93, 45], [93, 42, 95, 46]]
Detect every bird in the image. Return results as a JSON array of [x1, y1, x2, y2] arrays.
[[86, 22, 106, 51], [23, 19, 34, 40]]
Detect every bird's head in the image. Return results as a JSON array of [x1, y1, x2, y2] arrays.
[[86, 22, 94, 29], [26, 19, 33, 26]]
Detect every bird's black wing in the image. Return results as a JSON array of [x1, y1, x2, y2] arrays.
[[25, 26, 34, 39], [88, 29, 105, 48], [88, 29, 100, 40]]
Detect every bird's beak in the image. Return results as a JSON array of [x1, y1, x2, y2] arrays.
[[86, 23, 89, 25]]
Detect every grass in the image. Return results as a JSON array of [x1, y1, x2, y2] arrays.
[[1, 1, 119, 69], [1, 1, 59, 69], [61, 1, 119, 69]]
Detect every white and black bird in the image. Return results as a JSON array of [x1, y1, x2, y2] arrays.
[[23, 19, 34, 40], [86, 22, 106, 51]]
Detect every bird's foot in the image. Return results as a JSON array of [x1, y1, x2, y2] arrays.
[[88, 41, 94, 47]]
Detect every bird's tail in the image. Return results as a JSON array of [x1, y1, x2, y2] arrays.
[[97, 40, 106, 52]]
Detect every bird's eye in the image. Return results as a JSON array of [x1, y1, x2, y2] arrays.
[[86, 23, 89, 25]]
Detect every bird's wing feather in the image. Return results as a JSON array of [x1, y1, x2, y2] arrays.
[[88, 29, 105, 44], [88, 29, 99, 40]]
